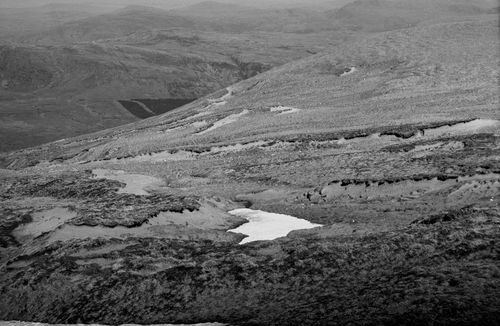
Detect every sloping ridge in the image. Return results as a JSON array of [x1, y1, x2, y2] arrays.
[[0, 17, 498, 169], [329, 0, 498, 31]]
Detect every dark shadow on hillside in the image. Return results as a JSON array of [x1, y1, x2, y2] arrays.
[[132, 98, 197, 115]]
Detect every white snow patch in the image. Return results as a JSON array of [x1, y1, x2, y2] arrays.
[[270, 106, 300, 114], [227, 208, 322, 244], [196, 110, 249, 135]]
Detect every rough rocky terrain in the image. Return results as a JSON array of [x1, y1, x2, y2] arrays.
[[0, 9, 499, 326]]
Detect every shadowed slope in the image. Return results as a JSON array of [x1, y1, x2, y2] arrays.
[[0, 23, 345, 152]]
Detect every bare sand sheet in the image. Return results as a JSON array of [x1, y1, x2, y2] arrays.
[[270, 106, 300, 114], [46, 200, 246, 244], [206, 140, 268, 154], [340, 67, 357, 76], [337, 133, 399, 147], [114, 150, 197, 163], [13, 207, 77, 243], [424, 119, 500, 136], [196, 110, 249, 135], [92, 169, 165, 195]]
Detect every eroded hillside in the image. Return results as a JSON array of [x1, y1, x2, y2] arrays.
[[0, 16, 499, 325], [1, 0, 497, 153]]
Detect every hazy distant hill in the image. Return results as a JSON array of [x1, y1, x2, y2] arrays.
[[171, 1, 339, 33], [329, 0, 499, 31], [16, 6, 198, 44]]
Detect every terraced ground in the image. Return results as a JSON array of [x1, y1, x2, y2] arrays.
[[0, 16, 499, 326]]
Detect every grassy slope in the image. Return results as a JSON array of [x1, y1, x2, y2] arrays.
[[0, 16, 499, 326], [0, 15, 347, 152], [3, 17, 495, 165]]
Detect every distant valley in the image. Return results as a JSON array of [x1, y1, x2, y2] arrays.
[[0, 2, 351, 152]]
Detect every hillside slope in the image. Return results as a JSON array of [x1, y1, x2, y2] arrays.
[[0, 17, 499, 326], [0, 25, 343, 152], [4, 16, 495, 164], [328, 0, 499, 31]]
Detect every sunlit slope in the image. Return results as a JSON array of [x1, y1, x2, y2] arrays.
[[1, 18, 498, 167]]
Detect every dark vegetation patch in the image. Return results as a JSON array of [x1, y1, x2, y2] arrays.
[[326, 173, 460, 187], [117, 100, 155, 119], [70, 193, 200, 227], [272, 118, 476, 143], [411, 205, 477, 225], [0, 138, 110, 170], [409, 135, 500, 175], [381, 133, 497, 153], [3, 171, 123, 200], [132, 98, 196, 115], [0, 206, 499, 325], [182, 118, 476, 154]]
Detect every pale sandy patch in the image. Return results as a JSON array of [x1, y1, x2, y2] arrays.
[[207, 140, 268, 154], [117, 151, 196, 163], [46, 200, 246, 243], [337, 133, 399, 146], [191, 120, 209, 128], [179, 111, 211, 122], [196, 110, 249, 135], [340, 66, 357, 76], [92, 169, 164, 195], [424, 119, 500, 136], [13, 207, 76, 243], [270, 106, 300, 114]]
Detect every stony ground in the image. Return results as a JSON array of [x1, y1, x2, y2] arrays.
[[0, 16, 499, 326]]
